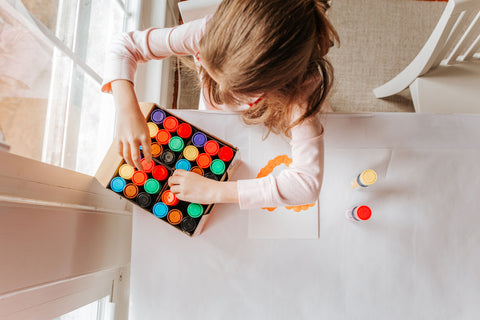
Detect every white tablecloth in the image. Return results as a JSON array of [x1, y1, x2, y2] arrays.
[[129, 112, 480, 320]]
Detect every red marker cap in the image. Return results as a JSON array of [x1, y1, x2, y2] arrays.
[[177, 123, 192, 138], [152, 165, 169, 181], [163, 116, 179, 132], [162, 190, 179, 206], [204, 140, 219, 156], [141, 159, 155, 173], [196, 153, 212, 169], [218, 146, 234, 162], [356, 205, 372, 220]]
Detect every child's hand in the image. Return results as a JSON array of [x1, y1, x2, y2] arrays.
[[168, 169, 238, 204], [111, 80, 152, 170]]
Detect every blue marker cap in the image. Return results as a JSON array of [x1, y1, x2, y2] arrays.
[[175, 159, 191, 171], [192, 132, 207, 147], [151, 109, 166, 124], [110, 177, 127, 193], [153, 202, 169, 218]]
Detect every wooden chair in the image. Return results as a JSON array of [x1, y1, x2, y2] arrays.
[[373, 0, 480, 113]]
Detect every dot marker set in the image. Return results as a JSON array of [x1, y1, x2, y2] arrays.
[[96, 103, 240, 236], [347, 169, 377, 222]]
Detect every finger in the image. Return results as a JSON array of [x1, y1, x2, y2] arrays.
[[170, 185, 181, 194], [117, 140, 124, 158], [168, 175, 180, 186], [123, 142, 134, 168], [130, 143, 143, 170], [173, 169, 187, 176], [141, 138, 152, 166]]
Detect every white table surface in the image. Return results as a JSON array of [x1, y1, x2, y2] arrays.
[[129, 112, 480, 320]]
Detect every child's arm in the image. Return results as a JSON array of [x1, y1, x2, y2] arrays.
[[111, 80, 152, 170]]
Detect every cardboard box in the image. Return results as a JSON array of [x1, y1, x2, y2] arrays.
[[96, 103, 240, 236]]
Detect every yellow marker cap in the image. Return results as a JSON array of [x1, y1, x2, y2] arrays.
[[119, 164, 135, 180], [360, 169, 377, 185], [147, 122, 159, 138], [183, 145, 199, 161]]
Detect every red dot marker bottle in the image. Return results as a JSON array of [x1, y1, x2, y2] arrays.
[[346, 205, 372, 221]]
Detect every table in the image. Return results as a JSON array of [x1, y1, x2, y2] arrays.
[[129, 112, 480, 320]]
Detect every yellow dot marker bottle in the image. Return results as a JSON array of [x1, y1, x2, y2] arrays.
[[351, 169, 377, 189]]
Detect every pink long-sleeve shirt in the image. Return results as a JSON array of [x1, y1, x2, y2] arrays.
[[102, 17, 324, 210]]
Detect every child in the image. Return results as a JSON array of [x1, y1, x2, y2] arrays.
[[102, 0, 338, 209]]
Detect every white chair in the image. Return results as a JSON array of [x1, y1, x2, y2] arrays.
[[373, 0, 480, 113]]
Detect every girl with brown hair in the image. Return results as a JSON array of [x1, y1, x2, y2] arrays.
[[102, 0, 338, 209]]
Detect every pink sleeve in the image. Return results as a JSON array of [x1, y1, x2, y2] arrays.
[[101, 17, 209, 93], [237, 114, 325, 210]]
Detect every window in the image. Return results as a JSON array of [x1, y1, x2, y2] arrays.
[[53, 296, 114, 320], [0, 0, 140, 175]]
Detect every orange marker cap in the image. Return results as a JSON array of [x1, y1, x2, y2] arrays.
[[151, 143, 163, 157], [156, 129, 171, 145], [123, 183, 139, 199], [196, 153, 212, 169], [204, 140, 219, 156], [163, 116, 179, 132], [132, 170, 148, 186], [190, 166, 204, 176], [141, 159, 155, 173], [167, 209, 183, 225], [162, 190, 179, 206]]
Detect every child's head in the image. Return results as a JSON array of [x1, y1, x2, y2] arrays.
[[199, 0, 338, 136]]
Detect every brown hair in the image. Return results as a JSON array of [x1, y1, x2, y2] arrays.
[[198, 0, 339, 136]]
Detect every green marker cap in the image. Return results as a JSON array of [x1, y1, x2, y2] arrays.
[[168, 136, 184, 152], [187, 203, 204, 218], [144, 178, 161, 194], [210, 159, 225, 175]]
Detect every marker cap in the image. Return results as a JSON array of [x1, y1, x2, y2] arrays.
[[177, 123, 192, 138], [167, 209, 183, 225], [356, 205, 372, 220], [192, 132, 207, 147], [141, 159, 155, 173], [360, 169, 377, 186], [151, 143, 163, 157], [210, 159, 225, 175], [136, 192, 151, 208], [183, 145, 199, 161], [175, 159, 191, 171], [190, 166, 204, 176], [163, 116, 179, 132], [147, 122, 159, 138], [118, 164, 135, 180], [132, 171, 148, 186], [204, 140, 219, 156], [144, 178, 161, 194], [181, 217, 197, 233], [110, 177, 126, 192], [196, 153, 212, 169], [168, 136, 184, 152], [123, 183, 139, 199], [160, 149, 176, 165], [153, 202, 169, 218], [162, 190, 179, 206], [218, 146, 234, 162], [151, 109, 166, 124], [187, 203, 204, 218], [156, 129, 171, 145], [152, 165, 169, 181]]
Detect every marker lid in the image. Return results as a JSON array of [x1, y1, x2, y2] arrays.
[[151, 109, 166, 124], [183, 145, 199, 161], [181, 217, 197, 233], [118, 164, 135, 180], [153, 202, 168, 218], [190, 166, 204, 176], [132, 171, 148, 186], [123, 183, 139, 199], [147, 122, 159, 138], [167, 209, 183, 225], [356, 206, 372, 220], [136, 192, 151, 208], [210, 159, 225, 175], [144, 178, 161, 194], [168, 136, 184, 152], [360, 169, 377, 186], [177, 123, 192, 138], [192, 132, 207, 147], [218, 146, 234, 162], [160, 149, 175, 165], [151, 143, 163, 157], [156, 129, 171, 145], [152, 165, 169, 181], [162, 190, 179, 206], [204, 140, 219, 156], [110, 177, 126, 192], [163, 116, 179, 132], [175, 159, 191, 171], [204, 172, 219, 181], [141, 159, 155, 173], [187, 203, 204, 218], [196, 153, 212, 169]]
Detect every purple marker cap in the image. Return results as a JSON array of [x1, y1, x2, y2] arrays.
[[151, 109, 166, 124], [192, 132, 207, 147]]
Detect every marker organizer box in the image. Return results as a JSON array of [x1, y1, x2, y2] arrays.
[[96, 103, 240, 236]]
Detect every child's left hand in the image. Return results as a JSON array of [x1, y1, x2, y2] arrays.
[[168, 169, 238, 204]]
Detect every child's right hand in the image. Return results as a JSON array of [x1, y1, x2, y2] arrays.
[[111, 80, 152, 170]]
